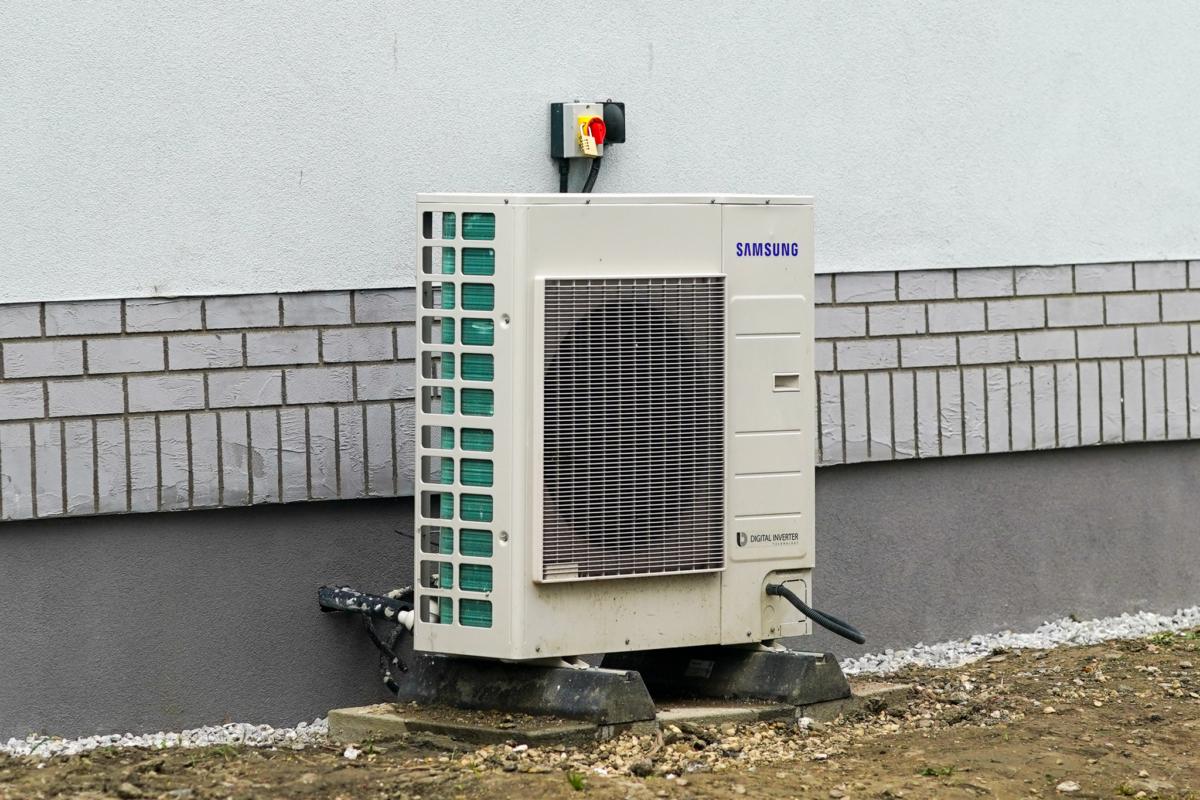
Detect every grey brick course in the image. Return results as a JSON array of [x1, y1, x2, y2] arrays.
[[957, 267, 1014, 298], [127, 373, 205, 413], [125, 298, 203, 332], [285, 366, 355, 404], [901, 336, 957, 368], [0, 382, 45, 420], [1161, 291, 1200, 322], [1075, 263, 1132, 293], [246, 330, 319, 366], [44, 300, 121, 336], [356, 363, 416, 401], [48, 377, 124, 417], [169, 333, 243, 370], [354, 290, 416, 323], [3, 339, 82, 378], [815, 306, 866, 339], [6, 264, 1200, 520], [1017, 330, 1076, 361], [1078, 327, 1136, 359], [1136, 324, 1189, 356], [841, 373, 868, 462], [868, 304, 925, 336], [95, 418, 128, 514], [322, 326, 394, 363], [189, 413, 221, 508], [815, 341, 834, 372], [87, 336, 164, 373], [1047, 296, 1103, 328], [927, 301, 985, 333], [63, 419, 95, 514], [959, 333, 1016, 365], [1106, 293, 1159, 325], [836, 339, 899, 371], [814, 275, 833, 304], [205, 295, 281, 329], [898, 270, 954, 300], [0, 424, 33, 519], [127, 416, 158, 513], [0, 304, 41, 339], [282, 292, 351, 326], [208, 369, 282, 408], [987, 298, 1044, 330], [1134, 261, 1188, 290], [32, 422, 63, 517], [834, 273, 895, 303], [159, 414, 190, 510], [1016, 266, 1073, 295]]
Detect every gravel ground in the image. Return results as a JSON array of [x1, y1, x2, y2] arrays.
[[3, 628, 1199, 798], [3, 605, 1198, 762]]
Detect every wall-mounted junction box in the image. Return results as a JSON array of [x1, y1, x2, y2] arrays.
[[550, 101, 626, 160]]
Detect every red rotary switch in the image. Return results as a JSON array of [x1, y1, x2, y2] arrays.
[[587, 116, 606, 145]]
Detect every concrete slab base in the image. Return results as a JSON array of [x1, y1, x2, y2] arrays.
[[328, 681, 912, 746]]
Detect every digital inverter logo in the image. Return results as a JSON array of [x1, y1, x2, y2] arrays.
[[735, 241, 800, 257]]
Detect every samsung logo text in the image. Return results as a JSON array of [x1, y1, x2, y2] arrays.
[[735, 242, 800, 257]]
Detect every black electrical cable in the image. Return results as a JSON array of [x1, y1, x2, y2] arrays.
[[557, 158, 570, 193], [765, 583, 866, 645], [581, 157, 602, 193]]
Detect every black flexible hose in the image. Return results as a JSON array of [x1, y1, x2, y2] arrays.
[[766, 583, 866, 644], [581, 157, 602, 193], [557, 158, 570, 193]]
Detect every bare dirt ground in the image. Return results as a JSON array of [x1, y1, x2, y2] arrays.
[[3, 631, 1199, 800]]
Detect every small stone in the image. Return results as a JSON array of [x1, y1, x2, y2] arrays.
[[1043, 706, 1058, 714], [115, 783, 143, 799], [733, 784, 747, 795], [813, 752, 829, 761], [829, 790, 845, 799], [299, 773, 318, 785], [342, 745, 361, 760], [630, 760, 654, 777], [1056, 780, 1080, 794], [1138, 770, 1150, 778], [502, 761, 518, 772], [1180, 660, 1194, 670]]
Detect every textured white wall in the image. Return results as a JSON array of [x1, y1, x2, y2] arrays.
[[2, 2, 1199, 302]]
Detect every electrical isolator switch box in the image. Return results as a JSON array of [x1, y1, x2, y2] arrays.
[[551, 102, 606, 159]]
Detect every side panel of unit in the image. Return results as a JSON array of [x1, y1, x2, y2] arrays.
[[719, 204, 816, 643], [413, 202, 518, 658]]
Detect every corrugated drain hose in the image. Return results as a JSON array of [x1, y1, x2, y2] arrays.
[[765, 583, 866, 644]]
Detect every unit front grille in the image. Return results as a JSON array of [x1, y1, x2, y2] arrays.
[[540, 276, 726, 581]]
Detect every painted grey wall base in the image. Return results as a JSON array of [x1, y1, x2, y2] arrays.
[[3, 440, 1199, 738], [0, 499, 408, 740], [806, 439, 1200, 657]]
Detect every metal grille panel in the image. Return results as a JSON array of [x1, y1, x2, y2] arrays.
[[541, 277, 726, 581]]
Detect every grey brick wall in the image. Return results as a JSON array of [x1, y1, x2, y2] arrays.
[[0, 289, 415, 521], [1, 260, 1196, 520], [816, 260, 1200, 466]]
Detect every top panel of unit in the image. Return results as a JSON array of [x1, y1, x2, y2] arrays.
[[415, 193, 813, 206]]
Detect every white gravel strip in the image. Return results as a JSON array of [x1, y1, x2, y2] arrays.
[[841, 605, 1200, 676], [1, 719, 328, 760], [5, 606, 1198, 761]]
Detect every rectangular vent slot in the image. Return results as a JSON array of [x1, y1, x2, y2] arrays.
[[540, 276, 727, 581]]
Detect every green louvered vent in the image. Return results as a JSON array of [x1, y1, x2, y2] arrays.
[[418, 209, 497, 628]]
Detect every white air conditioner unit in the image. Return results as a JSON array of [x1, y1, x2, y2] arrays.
[[414, 194, 815, 660]]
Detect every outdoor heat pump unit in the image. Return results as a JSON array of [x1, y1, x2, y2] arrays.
[[415, 194, 818, 661]]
